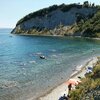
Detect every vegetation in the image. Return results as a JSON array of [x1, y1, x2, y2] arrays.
[[70, 58, 100, 100], [74, 8, 100, 37], [16, 3, 84, 26]]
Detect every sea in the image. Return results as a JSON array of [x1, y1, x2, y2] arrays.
[[0, 28, 100, 100]]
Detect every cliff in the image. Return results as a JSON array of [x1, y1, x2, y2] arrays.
[[11, 3, 100, 37]]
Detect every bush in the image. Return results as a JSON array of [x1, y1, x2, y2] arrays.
[[70, 59, 100, 99]]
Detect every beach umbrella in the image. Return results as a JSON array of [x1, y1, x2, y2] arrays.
[[66, 79, 81, 85]]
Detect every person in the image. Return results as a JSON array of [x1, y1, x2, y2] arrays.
[[58, 94, 68, 100], [63, 94, 68, 100], [68, 84, 72, 91], [58, 96, 64, 100]]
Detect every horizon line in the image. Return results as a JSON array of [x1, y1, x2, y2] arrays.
[[0, 27, 13, 29]]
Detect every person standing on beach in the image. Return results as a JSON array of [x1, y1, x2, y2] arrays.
[[68, 84, 72, 91]]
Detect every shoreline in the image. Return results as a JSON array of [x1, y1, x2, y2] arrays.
[[37, 57, 98, 100], [11, 33, 63, 37], [11, 33, 100, 40]]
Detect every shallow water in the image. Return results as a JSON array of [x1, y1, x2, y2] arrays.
[[0, 29, 100, 100]]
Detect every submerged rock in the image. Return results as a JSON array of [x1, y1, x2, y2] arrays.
[[0, 80, 19, 89]]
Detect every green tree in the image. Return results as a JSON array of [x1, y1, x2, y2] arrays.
[[83, 1, 89, 7]]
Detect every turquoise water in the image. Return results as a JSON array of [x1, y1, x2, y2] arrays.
[[0, 29, 100, 100]]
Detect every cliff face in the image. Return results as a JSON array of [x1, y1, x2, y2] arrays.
[[12, 4, 98, 37]]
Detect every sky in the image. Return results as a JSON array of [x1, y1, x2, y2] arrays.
[[0, 0, 99, 28]]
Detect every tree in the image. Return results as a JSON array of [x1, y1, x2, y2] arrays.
[[83, 1, 89, 7], [92, 3, 95, 7]]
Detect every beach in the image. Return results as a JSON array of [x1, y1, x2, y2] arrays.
[[39, 57, 98, 100], [0, 1, 100, 100]]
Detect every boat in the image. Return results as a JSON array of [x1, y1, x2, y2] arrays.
[[40, 55, 46, 59]]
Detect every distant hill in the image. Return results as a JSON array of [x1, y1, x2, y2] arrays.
[[11, 1, 100, 37]]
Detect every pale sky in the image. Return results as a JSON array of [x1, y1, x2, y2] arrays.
[[0, 0, 99, 28]]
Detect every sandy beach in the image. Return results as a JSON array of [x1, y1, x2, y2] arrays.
[[39, 57, 98, 100]]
